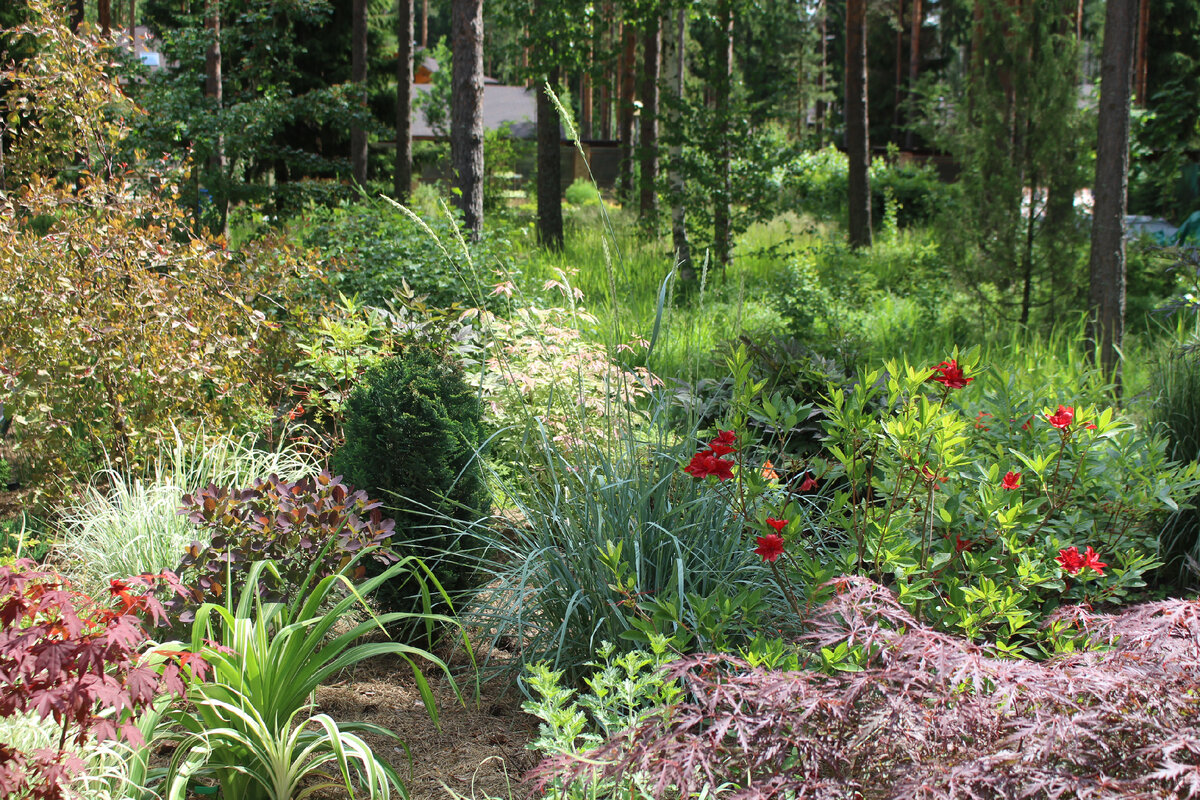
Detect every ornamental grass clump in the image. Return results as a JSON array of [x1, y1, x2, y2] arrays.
[[533, 577, 1200, 800]]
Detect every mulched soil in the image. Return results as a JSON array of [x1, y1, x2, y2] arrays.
[[314, 656, 541, 800]]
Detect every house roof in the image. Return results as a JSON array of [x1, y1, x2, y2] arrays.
[[412, 83, 538, 139]]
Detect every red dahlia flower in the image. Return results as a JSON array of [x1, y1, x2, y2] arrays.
[[1001, 471, 1022, 490], [754, 534, 784, 562], [1056, 545, 1108, 576], [929, 359, 973, 389], [1047, 405, 1075, 429], [684, 450, 735, 481], [709, 430, 737, 455]]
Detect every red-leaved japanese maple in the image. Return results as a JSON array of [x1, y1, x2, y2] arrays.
[[533, 576, 1200, 799], [0, 562, 203, 800]]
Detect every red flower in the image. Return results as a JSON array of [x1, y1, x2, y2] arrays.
[[929, 359, 973, 389], [1001, 471, 1021, 490], [953, 533, 973, 553], [974, 411, 992, 431], [797, 474, 819, 492], [684, 450, 735, 481], [765, 517, 787, 533], [754, 534, 784, 563], [1047, 405, 1075, 430], [1056, 545, 1108, 576], [709, 430, 737, 456]]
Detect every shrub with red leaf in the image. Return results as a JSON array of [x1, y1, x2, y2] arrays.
[[176, 470, 396, 613], [0, 562, 202, 800], [533, 576, 1200, 799]]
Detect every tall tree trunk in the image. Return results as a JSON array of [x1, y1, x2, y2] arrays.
[[536, 71, 565, 249], [903, 0, 921, 149], [70, 0, 84, 32], [845, 0, 872, 247], [99, 0, 111, 36], [664, 5, 691, 274], [816, 0, 827, 139], [892, 0, 904, 136], [638, 14, 661, 224], [1087, 0, 1137, 385], [351, 0, 369, 186], [396, 0, 414, 201], [205, 0, 228, 239], [451, 0, 485, 239], [618, 23, 637, 202], [128, 0, 136, 56], [1134, 0, 1149, 105], [421, 0, 429, 48], [713, 0, 734, 267], [581, 72, 593, 139]]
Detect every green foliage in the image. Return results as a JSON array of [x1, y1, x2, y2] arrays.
[[0, 4, 293, 493], [817, 352, 1200, 655], [332, 347, 489, 613], [771, 146, 948, 228], [162, 558, 464, 800], [293, 197, 511, 309], [464, 389, 792, 685], [563, 178, 601, 207], [918, 0, 1090, 326], [177, 471, 398, 610], [1150, 338, 1200, 586], [522, 638, 681, 800]]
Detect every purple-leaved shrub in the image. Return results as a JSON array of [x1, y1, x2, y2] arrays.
[[533, 576, 1200, 799]]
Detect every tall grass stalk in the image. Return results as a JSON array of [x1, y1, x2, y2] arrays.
[[56, 428, 320, 598]]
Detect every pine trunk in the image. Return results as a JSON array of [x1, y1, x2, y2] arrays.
[[99, 0, 111, 36], [537, 72, 564, 249], [1087, 0, 1137, 385], [351, 0, 369, 186], [451, 0, 485, 239], [845, 0, 872, 248], [395, 0, 414, 202], [713, 0, 733, 267], [903, 0, 921, 149], [618, 23, 638, 202], [816, 0, 826, 138], [205, 0, 228, 239], [638, 15, 661, 224], [665, 6, 691, 273]]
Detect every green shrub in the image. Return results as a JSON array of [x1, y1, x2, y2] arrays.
[[294, 197, 512, 309], [815, 353, 1200, 655], [1150, 341, 1200, 586], [332, 347, 489, 613], [564, 178, 601, 207]]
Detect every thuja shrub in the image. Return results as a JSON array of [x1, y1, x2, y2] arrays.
[[0, 563, 203, 800], [535, 577, 1200, 800], [176, 471, 396, 611], [332, 347, 488, 614]]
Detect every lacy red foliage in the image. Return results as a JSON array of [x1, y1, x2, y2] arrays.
[[533, 576, 1200, 799], [0, 562, 203, 800]]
